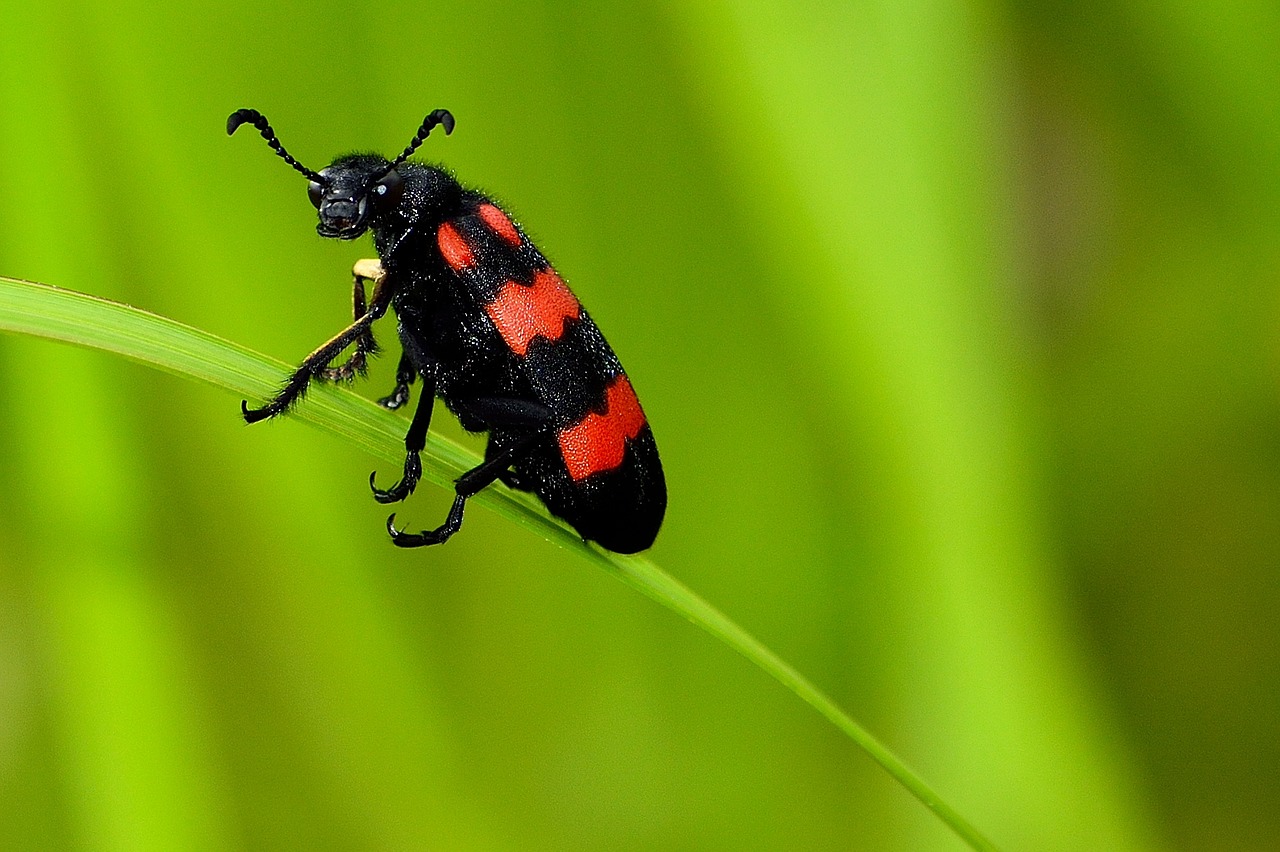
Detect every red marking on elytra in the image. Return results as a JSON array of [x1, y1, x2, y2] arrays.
[[485, 268, 581, 356], [477, 203, 521, 247], [559, 375, 647, 481], [437, 221, 474, 270]]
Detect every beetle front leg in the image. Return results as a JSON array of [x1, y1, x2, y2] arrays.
[[322, 259, 386, 382], [242, 269, 394, 423]]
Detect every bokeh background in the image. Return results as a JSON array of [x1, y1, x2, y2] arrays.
[[0, 1, 1277, 849]]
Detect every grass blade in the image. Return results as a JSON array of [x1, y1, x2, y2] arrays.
[[0, 275, 998, 850]]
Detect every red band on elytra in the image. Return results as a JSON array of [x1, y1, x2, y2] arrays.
[[485, 268, 581, 357], [558, 375, 646, 481], [437, 221, 474, 270], [477, 203, 521, 247]]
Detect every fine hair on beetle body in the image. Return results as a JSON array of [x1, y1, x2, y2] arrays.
[[228, 108, 666, 554]]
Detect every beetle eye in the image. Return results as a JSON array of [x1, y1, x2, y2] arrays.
[[307, 180, 324, 209], [372, 169, 403, 208]]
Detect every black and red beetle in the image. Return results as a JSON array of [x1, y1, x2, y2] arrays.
[[228, 108, 665, 553]]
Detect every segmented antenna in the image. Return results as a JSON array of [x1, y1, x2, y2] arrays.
[[227, 108, 328, 183], [378, 109, 456, 177]]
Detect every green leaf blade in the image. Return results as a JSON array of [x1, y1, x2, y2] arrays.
[[0, 275, 998, 851]]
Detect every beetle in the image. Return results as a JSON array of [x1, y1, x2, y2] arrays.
[[227, 108, 665, 553]]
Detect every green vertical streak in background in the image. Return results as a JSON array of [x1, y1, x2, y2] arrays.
[[24, 413, 233, 852], [1018, 2, 1280, 847], [13, 1, 503, 847], [0, 346, 232, 852], [0, 6, 234, 848], [1115, 0, 1280, 207], [662, 0, 1159, 849]]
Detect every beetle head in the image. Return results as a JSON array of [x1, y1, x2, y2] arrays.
[[227, 108, 455, 241], [308, 156, 403, 240]]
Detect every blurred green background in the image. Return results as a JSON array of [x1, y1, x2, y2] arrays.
[[0, 0, 1277, 849]]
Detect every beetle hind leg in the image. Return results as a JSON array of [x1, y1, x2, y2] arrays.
[[385, 426, 542, 548], [387, 500, 464, 547]]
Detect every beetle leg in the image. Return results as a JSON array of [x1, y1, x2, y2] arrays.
[[242, 270, 394, 423], [385, 431, 541, 548], [377, 350, 417, 410], [488, 434, 536, 491], [466, 398, 552, 489], [322, 259, 386, 382], [370, 366, 438, 503], [457, 397, 554, 427], [351, 257, 385, 282], [385, 397, 553, 546]]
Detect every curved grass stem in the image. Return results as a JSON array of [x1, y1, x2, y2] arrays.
[[0, 276, 998, 851]]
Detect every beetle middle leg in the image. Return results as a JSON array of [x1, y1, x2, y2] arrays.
[[377, 350, 417, 410], [369, 366, 438, 503]]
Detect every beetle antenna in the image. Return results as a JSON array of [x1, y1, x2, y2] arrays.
[[379, 109, 455, 176], [227, 108, 328, 184]]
